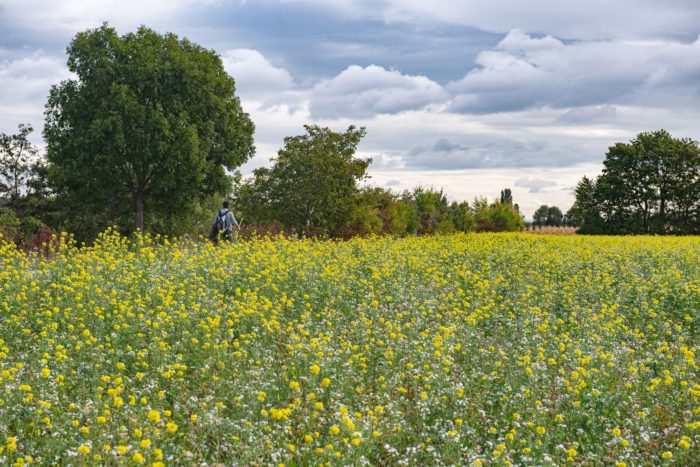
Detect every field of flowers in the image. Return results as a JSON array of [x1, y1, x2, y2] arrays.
[[0, 230, 699, 466]]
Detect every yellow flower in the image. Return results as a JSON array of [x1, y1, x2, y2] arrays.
[[132, 452, 145, 464], [329, 425, 341, 435], [612, 427, 622, 437], [190, 414, 198, 423], [166, 422, 179, 433], [310, 365, 321, 375], [41, 368, 51, 378], [148, 410, 161, 423], [321, 378, 331, 388], [77, 445, 91, 455], [662, 451, 673, 459], [289, 381, 300, 391]]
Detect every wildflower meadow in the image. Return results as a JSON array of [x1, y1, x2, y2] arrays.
[[0, 230, 699, 465]]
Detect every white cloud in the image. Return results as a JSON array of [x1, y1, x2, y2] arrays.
[[447, 30, 700, 113], [557, 105, 619, 124], [0, 52, 72, 142], [0, 0, 197, 35], [309, 65, 448, 118], [514, 177, 558, 193], [221, 49, 295, 100]]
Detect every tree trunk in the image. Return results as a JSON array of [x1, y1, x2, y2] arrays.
[[659, 190, 666, 233], [135, 191, 144, 231]]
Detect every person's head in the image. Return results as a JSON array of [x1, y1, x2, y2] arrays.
[[222, 200, 229, 208]]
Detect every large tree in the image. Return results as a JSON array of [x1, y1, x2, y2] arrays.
[[44, 24, 254, 238]]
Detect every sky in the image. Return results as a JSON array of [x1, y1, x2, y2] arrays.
[[1, 0, 699, 218]]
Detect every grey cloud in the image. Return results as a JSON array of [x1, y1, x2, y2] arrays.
[[557, 105, 619, 124], [447, 30, 700, 114], [284, 0, 700, 42], [401, 136, 593, 170], [308, 64, 448, 119], [514, 177, 558, 193], [0, 52, 72, 142]]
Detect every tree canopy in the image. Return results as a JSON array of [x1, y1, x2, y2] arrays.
[[236, 125, 370, 236], [533, 205, 564, 227], [44, 24, 254, 240], [569, 130, 700, 234]]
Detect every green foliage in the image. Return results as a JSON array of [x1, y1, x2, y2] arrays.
[[474, 200, 525, 232], [0, 124, 37, 202], [573, 130, 700, 234], [44, 23, 254, 242], [238, 125, 370, 236], [342, 187, 414, 237], [500, 188, 513, 205], [448, 201, 475, 233], [0, 207, 20, 241], [0, 125, 56, 246], [533, 205, 550, 226], [533, 204, 564, 226], [346, 203, 383, 237], [406, 187, 451, 234]]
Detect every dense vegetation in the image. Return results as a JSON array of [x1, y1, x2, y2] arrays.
[[569, 130, 700, 234], [0, 232, 698, 465]]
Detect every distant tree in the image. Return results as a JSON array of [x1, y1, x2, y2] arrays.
[[406, 187, 451, 234], [44, 24, 254, 240], [474, 198, 524, 232], [448, 200, 475, 232], [567, 176, 602, 232], [0, 124, 55, 244], [348, 187, 413, 236], [0, 124, 37, 204], [532, 205, 550, 226], [575, 130, 700, 234], [243, 125, 370, 236], [500, 188, 513, 205], [546, 206, 564, 226]]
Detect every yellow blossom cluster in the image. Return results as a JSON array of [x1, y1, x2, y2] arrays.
[[0, 229, 698, 464]]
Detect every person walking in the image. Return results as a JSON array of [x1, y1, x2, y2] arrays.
[[210, 200, 239, 244]]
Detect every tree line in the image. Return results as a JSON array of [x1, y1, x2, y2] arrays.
[[3, 24, 698, 243], [0, 24, 524, 245], [232, 125, 524, 237]]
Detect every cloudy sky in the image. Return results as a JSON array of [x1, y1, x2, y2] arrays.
[[1, 0, 699, 217]]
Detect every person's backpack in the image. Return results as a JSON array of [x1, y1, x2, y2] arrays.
[[216, 209, 229, 232]]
